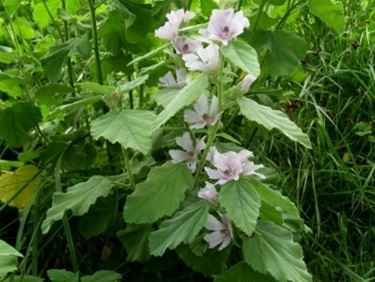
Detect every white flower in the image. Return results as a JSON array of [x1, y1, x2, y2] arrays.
[[207, 9, 250, 45], [239, 74, 256, 93], [169, 132, 205, 173], [159, 69, 189, 88], [166, 9, 195, 26], [205, 149, 265, 185], [155, 22, 179, 40], [184, 94, 220, 129], [155, 9, 195, 41], [204, 213, 233, 251], [173, 36, 202, 54], [182, 44, 220, 73], [198, 182, 218, 204]]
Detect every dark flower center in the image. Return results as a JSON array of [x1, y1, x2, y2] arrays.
[[223, 169, 233, 177], [182, 44, 189, 53], [202, 113, 210, 122], [223, 26, 230, 33]]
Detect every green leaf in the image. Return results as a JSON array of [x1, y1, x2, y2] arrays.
[[3, 0, 22, 16], [117, 75, 149, 93], [124, 163, 193, 224], [222, 40, 260, 78], [154, 88, 179, 108], [309, 0, 345, 32], [0, 240, 23, 279], [35, 84, 73, 106], [91, 110, 156, 154], [215, 262, 276, 282], [154, 73, 208, 129], [117, 224, 152, 262], [0, 78, 22, 97], [250, 30, 306, 76], [149, 201, 209, 256], [78, 82, 115, 95], [32, 0, 60, 28], [41, 176, 114, 234], [40, 43, 72, 82], [243, 221, 312, 282], [0, 102, 42, 147], [81, 271, 122, 282], [3, 275, 44, 282], [219, 178, 261, 236], [47, 269, 79, 282], [238, 97, 312, 148]]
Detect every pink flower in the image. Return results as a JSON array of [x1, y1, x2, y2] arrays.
[[204, 213, 233, 250], [155, 22, 179, 41], [205, 149, 265, 185], [155, 9, 195, 41], [159, 69, 188, 88], [239, 74, 256, 93], [207, 9, 250, 45], [184, 94, 220, 129], [182, 44, 220, 73], [173, 36, 202, 54], [166, 9, 195, 26], [169, 132, 205, 173], [198, 182, 218, 204]]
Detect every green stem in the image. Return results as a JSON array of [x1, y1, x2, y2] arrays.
[[55, 157, 79, 272], [122, 148, 135, 189], [253, 0, 266, 31], [88, 0, 103, 85], [61, 0, 75, 89]]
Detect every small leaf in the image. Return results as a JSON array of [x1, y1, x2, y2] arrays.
[[91, 110, 156, 154], [0, 102, 42, 147], [149, 201, 209, 256], [41, 176, 114, 234], [238, 97, 312, 148], [124, 163, 193, 224], [81, 270, 122, 282], [222, 40, 260, 78], [243, 221, 312, 282], [309, 0, 345, 32], [215, 262, 276, 282], [154, 73, 208, 129], [219, 178, 261, 236], [0, 240, 23, 279], [0, 78, 22, 97], [0, 165, 41, 208]]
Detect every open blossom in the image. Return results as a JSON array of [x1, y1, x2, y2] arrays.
[[182, 44, 220, 73], [207, 9, 250, 45], [159, 69, 188, 88], [198, 182, 218, 204], [155, 9, 195, 41], [173, 36, 202, 54], [184, 94, 220, 129], [205, 149, 265, 185], [169, 132, 205, 173], [204, 213, 233, 250]]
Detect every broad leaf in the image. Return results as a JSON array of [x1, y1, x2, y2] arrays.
[[149, 201, 209, 256], [309, 0, 345, 32], [35, 84, 73, 106], [219, 178, 261, 236], [154, 88, 179, 108], [0, 165, 41, 208], [250, 30, 306, 76], [3, 0, 22, 16], [0, 240, 23, 279], [124, 163, 193, 224], [243, 221, 312, 282], [81, 270, 122, 282], [47, 269, 79, 282], [118, 224, 152, 262], [41, 176, 113, 234], [40, 43, 72, 81], [215, 262, 276, 282], [0, 102, 42, 147], [238, 97, 312, 148], [154, 73, 208, 129], [91, 110, 156, 154], [222, 40, 260, 78]]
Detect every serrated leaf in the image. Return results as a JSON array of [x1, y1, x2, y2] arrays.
[[91, 110, 156, 154], [0, 165, 41, 208], [219, 178, 261, 236], [0, 240, 23, 279], [41, 176, 113, 234], [124, 163, 193, 224], [149, 201, 209, 256], [238, 97, 312, 148], [154, 73, 208, 129], [0, 102, 42, 147], [215, 262, 276, 282], [222, 40, 260, 78], [309, 0, 345, 32], [81, 270, 122, 282], [243, 221, 312, 282]]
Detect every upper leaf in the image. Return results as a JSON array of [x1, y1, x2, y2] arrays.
[[0, 102, 42, 147], [243, 221, 312, 282], [91, 110, 157, 154], [41, 176, 114, 234], [124, 163, 193, 224], [238, 97, 312, 148], [309, 0, 345, 32], [222, 40, 260, 78], [219, 178, 261, 236], [149, 201, 209, 256]]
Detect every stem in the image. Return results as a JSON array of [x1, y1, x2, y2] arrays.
[[88, 0, 103, 85], [55, 157, 79, 272], [253, 0, 266, 31], [61, 0, 75, 89], [122, 148, 135, 189], [237, 0, 243, 10]]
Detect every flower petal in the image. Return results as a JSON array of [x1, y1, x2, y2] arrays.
[[176, 132, 194, 152]]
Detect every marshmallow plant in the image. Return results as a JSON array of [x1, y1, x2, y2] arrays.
[[120, 7, 313, 282]]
